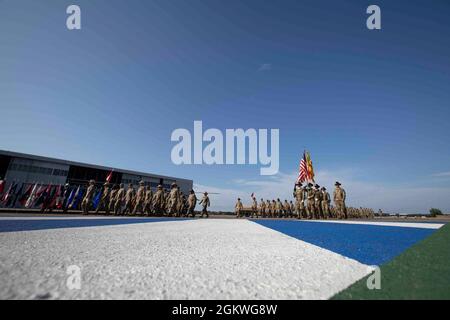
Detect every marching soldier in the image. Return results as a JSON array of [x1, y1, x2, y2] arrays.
[[199, 192, 210, 218], [108, 184, 119, 215], [251, 197, 258, 218], [259, 198, 266, 217], [306, 183, 315, 219], [269, 200, 275, 218], [124, 183, 135, 215], [81, 180, 96, 215], [321, 187, 330, 219], [275, 198, 283, 218], [314, 184, 323, 219], [143, 185, 153, 215], [266, 200, 272, 218], [284, 200, 291, 218], [152, 185, 165, 215], [177, 191, 186, 216], [333, 181, 347, 219], [114, 183, 125, 215], [95, 182, 111, 215], [132, 180, 146, 215], [62, 183, 71, 213], [168, 183, 179, 216], [187, 190, 197, 217], [164, 189, 170, 214], [294, 183, 305, 219], [289, 200, 295, 218], [235, 198, 243, 218]]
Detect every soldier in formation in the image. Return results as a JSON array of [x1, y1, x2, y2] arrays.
[[81, 179, 96, 215], [199, 192, 210, 218], [240, 181, 373, 220], [95, 182, 110, 214], [235, 198, 243, 217], [187, 190, 197, 217]]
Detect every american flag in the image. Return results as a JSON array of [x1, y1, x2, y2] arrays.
[[297, 152, 308, 183]]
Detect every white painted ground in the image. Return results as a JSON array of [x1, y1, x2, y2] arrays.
[[0, 219, 372, 300]]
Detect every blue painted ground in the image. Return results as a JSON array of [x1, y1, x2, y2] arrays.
[[252, 220, 436, 265], [0, 218, 188, 233]]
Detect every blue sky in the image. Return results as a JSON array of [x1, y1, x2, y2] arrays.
[[1, 0, 450, 212]]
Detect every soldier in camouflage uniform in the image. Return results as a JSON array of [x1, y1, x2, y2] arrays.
[[294, 183, 304, 219], [333, 181, 347, 219], [314, 184, 323, 219], [306, 183, 315, 219], [108, 184, 119, 215], [143, 185, 153, 215], [251, 197, 258, 218], [275, 198, 283, 218], [124, 183, 135, 215], [199, 192, 210, 218], [235, 198, 243, 218], [81, 180, 96, 215], [164, 190, 170, 215], [284, 200, 291, 218], [114, 183, 125, 215], [95, 182, 111, 215], [265, 200, 271, 218], [259, 198, 266, 218], [289, 200, 295, 218], [133, 180, 146, 215], [321, 186, 330, 219], [168, 183, 179, 216], [152, 185, 164, 215], [187, 190, 197, 217], [177, 192, 185, 216]]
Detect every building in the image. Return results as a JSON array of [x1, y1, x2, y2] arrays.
[[0, 150, 193, 194]]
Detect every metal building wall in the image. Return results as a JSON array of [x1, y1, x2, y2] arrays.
[[4, 157, 69, 186]]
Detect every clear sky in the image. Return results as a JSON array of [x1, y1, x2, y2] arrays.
[[1, 0, 449, 213]]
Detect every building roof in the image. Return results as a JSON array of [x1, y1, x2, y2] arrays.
[[0, 149, 192, 183]]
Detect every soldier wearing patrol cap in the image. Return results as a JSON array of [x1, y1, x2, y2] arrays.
[[143, 185, 153, 215], [333, 181, 347, 219], [108, 184, 119, 215], [123, 183, 135, 215], [275, 198, 283, 218], [235, 198, 243, 218], [187, 190, 197, 217], [164, 189, 170, 214], [259, 198, 266, 218], [199, 192, 210, 218], [177, 192, 185, 216], [321, 187, 330, 219], [114, 183, 125, 215], [152, 184, 165, 215], [132, 180, 146, 215], [314, 184, 323, 219], [95, 182, 111, 215], [81, 179, 96, 215], [168, 182, 179, 216], [283, 200, 291, 218], [251, 197, 258, 218], [294, 182, 305, 219], [289, 200, 295, 218], [306, 183, 315, 219]]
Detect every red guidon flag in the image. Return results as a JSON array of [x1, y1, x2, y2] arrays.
[[106, 170, 113, 183]]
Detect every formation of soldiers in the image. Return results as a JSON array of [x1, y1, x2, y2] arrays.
[[1, 176, 376, 219], [80, 180, 211, 217], [235, 181, 374, 220]]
